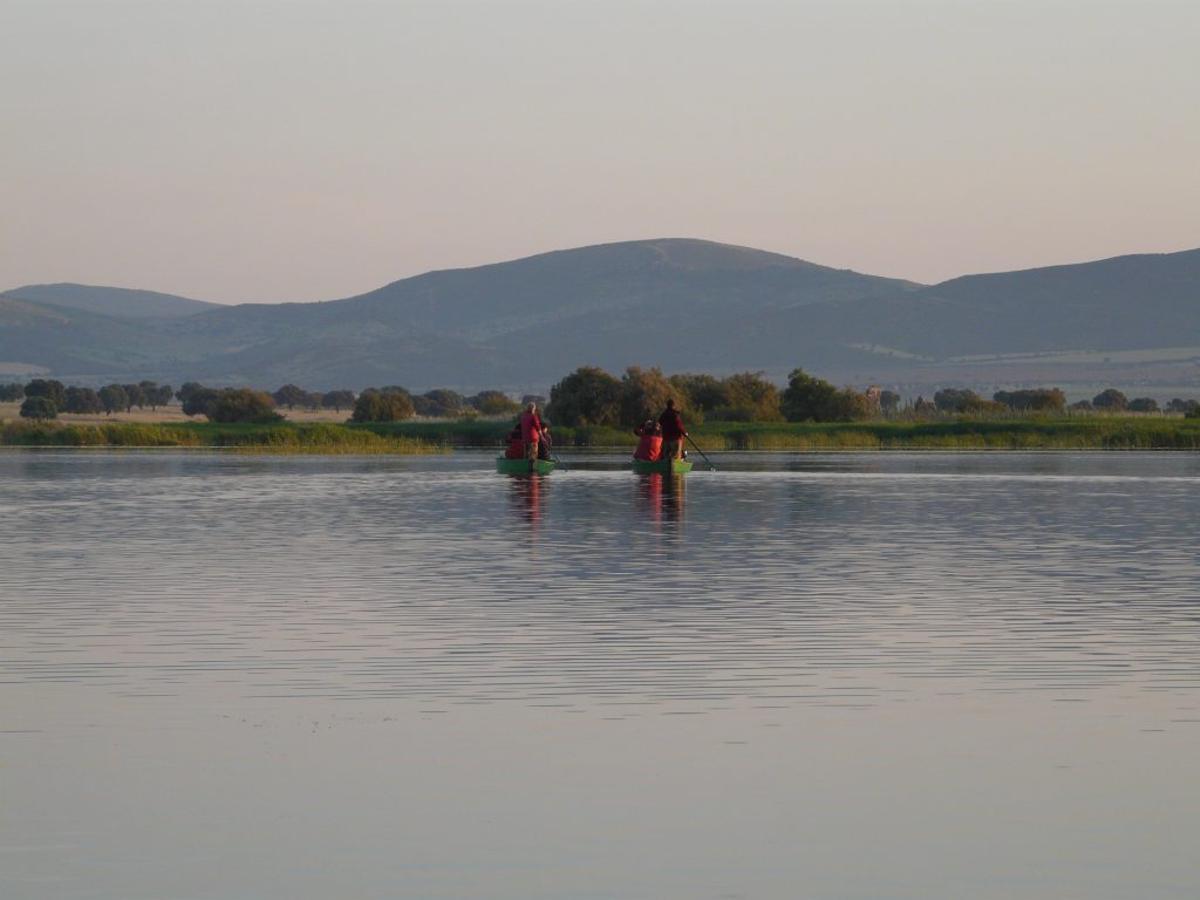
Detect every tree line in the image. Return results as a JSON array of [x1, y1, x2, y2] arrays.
[[5, 374, 1198, 425], [538, 368, 1200, 428], [927, 387, 1197, 416], [348, 387, 529, 422]]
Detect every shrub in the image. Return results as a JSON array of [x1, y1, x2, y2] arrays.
[[206, 389, 281, 423], [352, 388, 416, 422]]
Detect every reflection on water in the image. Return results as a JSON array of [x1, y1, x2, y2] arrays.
[[636, 472, 686, 528], [2, 451, 1200, 900], [1, 450, 1199, 704], [506, 471, 545, 526]]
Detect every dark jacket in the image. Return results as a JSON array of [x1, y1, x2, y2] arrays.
[[658, 408, 685, 440]]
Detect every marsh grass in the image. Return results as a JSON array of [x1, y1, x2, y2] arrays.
[[372, 416, 1200, 451], [0, 421, 440, 454], [6, 416, 1197, 452]]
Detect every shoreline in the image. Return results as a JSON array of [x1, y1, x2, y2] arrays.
[[2, 415, 1198, 453]]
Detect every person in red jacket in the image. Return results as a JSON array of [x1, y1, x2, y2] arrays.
[[633, 420, 663, 461], [519, 402, 544, 460], [657, 399, 687, 460]]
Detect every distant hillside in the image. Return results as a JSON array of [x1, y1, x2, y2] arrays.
[[2, 283, 220, 319], [0, 296, 189, 378], [1, 240, 1197, 393], [822, 248, 1200, 358], [150, 238, 918, 387]]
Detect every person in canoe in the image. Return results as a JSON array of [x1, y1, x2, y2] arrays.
[[633, 419, 663, 462], [504, 423, 525, 459], [657, 399, 688, 460], [519, 401, 544, 461], [537, 420, 554, 461]]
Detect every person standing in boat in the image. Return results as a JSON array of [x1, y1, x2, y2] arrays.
[[519, 401, 544, 461], [658, 399, 687, 460], [633, 419, 663, 462]]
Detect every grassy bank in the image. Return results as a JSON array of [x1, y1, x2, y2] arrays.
[[363, 416, 1200, 451], [0, 421, 441, 454]]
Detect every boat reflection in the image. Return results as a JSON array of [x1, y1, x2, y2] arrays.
[[636, 473, 685, 528], [507, 473, 545, 527]]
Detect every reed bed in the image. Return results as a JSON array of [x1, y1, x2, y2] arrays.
[[374, 416, 1200, 451], [0, 421, 441, 454]]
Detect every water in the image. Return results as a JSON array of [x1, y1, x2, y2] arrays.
[[2, 450, 1198, 899]]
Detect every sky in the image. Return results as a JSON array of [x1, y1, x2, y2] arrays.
[[2, 0, 1198, 303]]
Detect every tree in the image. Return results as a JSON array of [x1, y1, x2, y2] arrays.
[[322, 390, 356, 412], [413, 389, 465, 418], [468, 390, 520, 416], [0, 383, 25, 402], [20, 396, 57, 420], [934, 388, 981, 413], [781, 369, 867, 422], [620, 366, 679, 427], [880, 390, 901, 416], [546, 367, 622, 427], [177, 384, 221, 417], [138, 381, 173, 410], [669, 373, 729, 414], [272, 384, 309, 410], [121, 383, 146, 411], [98, 384, 129, 415], [63, 386, 103, 414], [351, 388, 416, 422], [206, 389, 281, 423], [714, 372, 782, 422], [1166, 398, 1200, 415], [1092, 388, 1129, 411], [1069, 400, 1093, 413], [1128, 397, 1159, 413], [913, 395, 937, 416], [24, 379, 66, 408], [993, 388, 1066, 413]]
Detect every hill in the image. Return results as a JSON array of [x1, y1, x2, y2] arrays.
[[1, 283, 220, 319], [1, 240, 1197, 393]]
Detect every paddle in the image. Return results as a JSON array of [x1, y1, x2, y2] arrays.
[[686, 434, 716, 471]]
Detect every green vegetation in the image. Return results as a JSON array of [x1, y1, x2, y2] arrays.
[[20, 396, 57, 420], [0, 421, 440, 454], [363, 416, 1200, 451]]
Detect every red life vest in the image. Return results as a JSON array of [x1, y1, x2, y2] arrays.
[[634, 434, 663, 461], [505, 437, 525, 459]]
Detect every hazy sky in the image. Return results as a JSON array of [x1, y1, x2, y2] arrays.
[[3, 0, 1198, 302]]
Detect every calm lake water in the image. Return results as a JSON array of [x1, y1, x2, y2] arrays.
[[2, 450, 1199, 899]]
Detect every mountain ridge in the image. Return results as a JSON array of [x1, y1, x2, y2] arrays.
[[1, 239, 1197, 392]]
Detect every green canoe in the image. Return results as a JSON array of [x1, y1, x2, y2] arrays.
[[631, 458, 694, 475], [496, 457, 556, 475]]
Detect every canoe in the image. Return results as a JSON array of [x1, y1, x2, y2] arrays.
[[496, 457, 556, 475], [631, 458, 693, 475]]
